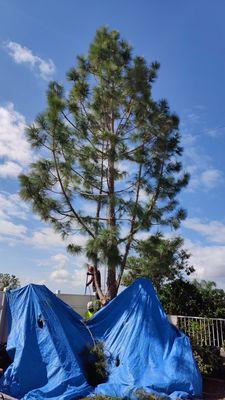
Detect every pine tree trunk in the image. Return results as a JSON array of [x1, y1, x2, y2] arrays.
[[107, 264, 118, 299], [107, 138, 118, 300]]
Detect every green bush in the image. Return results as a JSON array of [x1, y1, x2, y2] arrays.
[[136, 389, 167, 399], [193, 345, 224, 377], [82, 341, 109, 386], [177, 318, 224, 377], [83, 396, 165, 400], [83, 397, 123, 400]]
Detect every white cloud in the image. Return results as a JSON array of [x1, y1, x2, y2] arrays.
[[0, 103, 29, 163], [0, 103, 32, 179], [0, 191, 29, 244], [189, 168, 223, 191], [52, 253, 69, 268], [181, 107, 224, 192], [0, 192, 88, 251], [0, 161, 22, 178], [51, 268, 70, 282], [38, 59, 55, 80], [0, 192, 29, 219], [184, 239, 225, 288], [4, 41, 56, 80], [28, 226, 87, 250], [200, 169, 223, 189], [50, 253, 71, 282], [182, 140, 223, 192], [71, 268, 87, 289], [38, 252, 71, 284], [37, 251, 87, 291], [29, 228, 64, 248], [0, 218, 27, 239], [183, 218, 225, 244], [187, 112, 200, 123]]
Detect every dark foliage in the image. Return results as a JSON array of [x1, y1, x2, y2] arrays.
[[193, 345, 225, 378], [123, 233, 194, 291], [136, 390, 167, 399], [82, 341, 109, 387], [0, 343, 11, 371], [82, 397, 124, 400], [0, 273, 20, 291], [159, 278, 225, 318]]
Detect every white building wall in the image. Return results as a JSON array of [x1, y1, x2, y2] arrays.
[[0, 291, 94, 343], [56, 293, 95, 317]]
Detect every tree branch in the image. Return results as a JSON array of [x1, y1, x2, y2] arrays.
[[51, 134, 95, 238], [117, 162, 143, 287]]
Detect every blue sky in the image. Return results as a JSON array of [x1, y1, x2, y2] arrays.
[[1, 0, 225, 293]]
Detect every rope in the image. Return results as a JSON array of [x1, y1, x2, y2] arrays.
[[88, 284, 92, 301], [81, 318, 96, 346]]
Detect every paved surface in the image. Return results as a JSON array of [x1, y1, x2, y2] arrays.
[[203, 378, 225, 399]]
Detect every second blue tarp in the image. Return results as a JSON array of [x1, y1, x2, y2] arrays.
[[88, 278, 202, 399]]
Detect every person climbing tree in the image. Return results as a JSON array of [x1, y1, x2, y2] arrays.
[[86, 265, 101, 299]]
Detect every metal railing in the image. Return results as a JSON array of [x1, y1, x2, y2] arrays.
[[177, 315, 225, 347]]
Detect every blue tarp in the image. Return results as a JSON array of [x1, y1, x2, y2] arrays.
[[88, 278, 202, 399], [0, 284, 93, 399], [0, 279, 202, 399]]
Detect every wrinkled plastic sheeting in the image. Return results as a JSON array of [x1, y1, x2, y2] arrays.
[[88, 278, 202, 399], [0, 284, 93, 399]]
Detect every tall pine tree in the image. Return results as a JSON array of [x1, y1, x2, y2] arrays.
[[20, 27, 189, 300]]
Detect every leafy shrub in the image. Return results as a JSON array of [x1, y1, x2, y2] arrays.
[[177, 318, 225, 377], [82, 341, 109, 386], [136, 390, 167, 399], [82, 397, 124, 400], [193, 345, 224, 377], [0, 343, 11, 371]]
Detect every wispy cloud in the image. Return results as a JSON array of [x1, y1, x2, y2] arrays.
[[29, 227, 65, 249], [0, 103, 32, 179], [185, 238, 225, 288], [0, 161, 22, 178], [188, 168, 223, 191], [0, 218, 27, 242], [0, 191, 29, 243], [50, 253, 71, 283], [183, 218, 225, 244], [28, 227, 87, 249], [4, 41, 56, 80], [200, 169, 223, 189], [38, 252, 87, 291], [0, 192, 29, 220], [181, 108, 224, 192]]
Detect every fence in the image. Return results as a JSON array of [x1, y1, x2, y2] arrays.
[[175, 315, 225, 348], [1, 290, 225, 347]]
